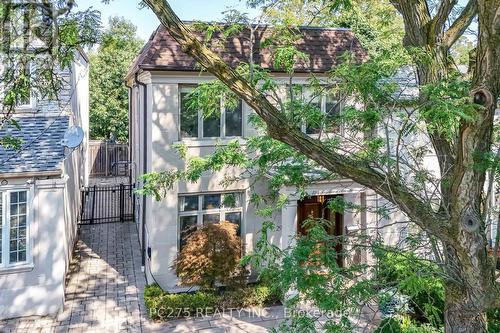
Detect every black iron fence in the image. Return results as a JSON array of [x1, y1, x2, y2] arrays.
[[79, 184, 135, 224]]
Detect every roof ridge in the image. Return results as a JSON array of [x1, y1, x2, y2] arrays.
[[180, 20, 352, 32]]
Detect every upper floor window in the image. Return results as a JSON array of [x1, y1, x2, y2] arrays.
[[180, 86, 243, 139], [0, 61, 35, 109], [285, 85, 341, 135], [15, 64, 33, 108], [0, 189, 31, 269]]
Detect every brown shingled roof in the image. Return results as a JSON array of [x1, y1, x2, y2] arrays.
[[127, 24, 367, 79]]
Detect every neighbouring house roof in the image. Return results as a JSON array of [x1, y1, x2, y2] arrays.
[[127, 24, 367, 79], [0, 116, 69, 174]]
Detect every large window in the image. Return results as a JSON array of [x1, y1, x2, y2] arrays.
[[180, 86, 243, 139], [178, 192, 243, 248], [0, 189, 31, 268], [285, 85, 341, 134]]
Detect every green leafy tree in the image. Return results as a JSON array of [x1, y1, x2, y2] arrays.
[[0, 0, 100, 148], [139, 0, 500, 332], [89, 17, 143, 142]]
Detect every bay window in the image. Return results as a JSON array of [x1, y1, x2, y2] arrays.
[[178, 192, 243, 249], [0, 189, 31, 269], [180, 86, 243, 139]]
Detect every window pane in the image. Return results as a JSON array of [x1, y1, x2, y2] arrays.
[[225, 100, 242, 137], [180, 92, 198, 138], [9, 191, 27, 264], [203, 113, 221, 138], [223, 193, 242, 208], [325, 94, 341, 118], [179, 215, 197, 249], [225, 212, 242, 236], [10, 192, 18, 204], [19, 191, 26, 202], [203, 213, 220, 225], [180, 195, 198, 212], [305, 94, 322, 135], [15, 65, 31, 106], [325, 94, 341, 132], [203, 194, 221, 210]]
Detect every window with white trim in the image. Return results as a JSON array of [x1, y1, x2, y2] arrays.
[[0, 189, 31, 268], [178, 192, 243, 249], [14, 64, 33, 108], [285, 85, 342, 134], [0, 61, 35, 109], [179, 86, 243, 139]]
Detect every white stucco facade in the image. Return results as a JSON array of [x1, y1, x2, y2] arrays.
[[0, 50, 89, 319], [127, 71, 402, 292]]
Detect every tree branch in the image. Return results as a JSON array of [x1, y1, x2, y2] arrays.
[[143, 0, 451, 242], [432, 0, 459, 36], [443, 0, 477, 47], [389, 0, 431, 47]]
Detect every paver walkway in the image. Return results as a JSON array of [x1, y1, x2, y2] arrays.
[[0, 222, 285, 333]]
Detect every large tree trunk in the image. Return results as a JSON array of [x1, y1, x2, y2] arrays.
[[443, 242, 491, 333], [445, 303, 488, 333]]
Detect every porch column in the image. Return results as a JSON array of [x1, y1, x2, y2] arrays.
[[281, 200, 298, 250]]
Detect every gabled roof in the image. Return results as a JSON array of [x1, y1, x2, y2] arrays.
[[0, 116, 69, 175], [127, 24, 367, 79]]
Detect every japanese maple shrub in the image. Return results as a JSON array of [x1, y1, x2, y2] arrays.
[[174, 221, 245, 290]]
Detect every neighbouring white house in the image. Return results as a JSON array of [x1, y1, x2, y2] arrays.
[[125, 24, 414, 292], [0, 49, 89, 319]]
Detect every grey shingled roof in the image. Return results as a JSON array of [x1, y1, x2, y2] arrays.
[[0, 116, 69, 174]]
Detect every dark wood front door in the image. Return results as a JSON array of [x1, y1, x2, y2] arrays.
[[297, 195, 344, 267]]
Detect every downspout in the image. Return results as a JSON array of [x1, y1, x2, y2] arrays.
[[135, 72, 148, 269], [128, 86, 133, 185]]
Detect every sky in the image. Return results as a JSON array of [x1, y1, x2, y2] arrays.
[[81, 0, 259, 41]]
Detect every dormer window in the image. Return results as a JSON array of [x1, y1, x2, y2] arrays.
[[179, 86, 243, 139]]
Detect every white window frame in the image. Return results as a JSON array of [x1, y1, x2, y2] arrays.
[[14, 62, 36, 110], [300, 87, 342, 135], [0, 186, 33, 270], [179, 86, 244, 140], [178, 192, 244, 248], [0, 61, 37, 111]]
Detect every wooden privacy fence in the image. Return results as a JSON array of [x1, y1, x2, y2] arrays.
[[89, 141, 129, 177]]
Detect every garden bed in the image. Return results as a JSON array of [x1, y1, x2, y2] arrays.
[[144, 283, 281, 321]]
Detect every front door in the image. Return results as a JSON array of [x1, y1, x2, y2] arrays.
[[297, 195, 344, 267]]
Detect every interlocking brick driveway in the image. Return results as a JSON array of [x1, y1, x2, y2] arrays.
[[0, 222, 285, 333]]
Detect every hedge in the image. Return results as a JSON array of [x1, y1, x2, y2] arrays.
[[144, 283, 280, 321]]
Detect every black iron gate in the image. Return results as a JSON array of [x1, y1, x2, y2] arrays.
[[79, 183, 135, 224]]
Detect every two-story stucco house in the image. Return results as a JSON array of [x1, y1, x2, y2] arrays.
[[0, 50, 89, 319], [126, 24, 408, 292]]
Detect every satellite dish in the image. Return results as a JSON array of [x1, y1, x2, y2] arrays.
[[62, 125, 84, 149]]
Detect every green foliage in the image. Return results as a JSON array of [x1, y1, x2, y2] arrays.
[[450, 36, 475, 66], [0, 1, 100, 147], [488, 308, 500, 333], [144, 285, 221, 320], [375, 249, 445, 327], [375, 317, 403, 333], [185, 81, 239, 119], [144, 283, 279, 321], [420, 75, 475, 139], [375, 316, 444, 333], [244, 218, 377, 332], [89, 17, 143, 142], [220, 285, 281, 308]]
